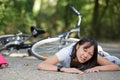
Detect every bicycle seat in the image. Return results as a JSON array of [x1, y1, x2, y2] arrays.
[[31, 26, 46, 37]]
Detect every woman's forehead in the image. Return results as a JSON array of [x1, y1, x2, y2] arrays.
[[82, 42, 92, 46], [81, 42, 94, 50]]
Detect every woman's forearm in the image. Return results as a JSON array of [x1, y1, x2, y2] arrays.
[[85, 64, 120, 73], [96, 64, 120, 71], [38, 63, 83, 74], [97, 55, 120, 71], [38, 63, 58, 71]]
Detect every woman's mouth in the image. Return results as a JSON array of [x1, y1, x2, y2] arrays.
[[79, 56, 86, 63]]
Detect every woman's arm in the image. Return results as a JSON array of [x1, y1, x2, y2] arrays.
[[85, 55, 120, 72], [97, 55, 120, 71], [38, 55, 59, 71], [38, 55, 83, 74]]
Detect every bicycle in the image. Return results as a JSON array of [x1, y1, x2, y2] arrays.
[[0, 26, 45, 56], [29, 6, 81, 60]]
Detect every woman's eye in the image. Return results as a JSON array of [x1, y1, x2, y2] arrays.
[[83, 49, 87, 52], [83, 49, 93, 56], [89, 53, 93, 56]]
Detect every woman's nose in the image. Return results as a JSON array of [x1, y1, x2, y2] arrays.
[[84, 53, 88, 58]]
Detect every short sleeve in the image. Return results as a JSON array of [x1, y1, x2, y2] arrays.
[[55, 43, 75, 62]]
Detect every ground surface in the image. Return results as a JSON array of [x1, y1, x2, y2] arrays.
[[0, 42, 120, 80]]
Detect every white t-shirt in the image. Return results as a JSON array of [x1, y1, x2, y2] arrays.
[[55, 43, 75, 67]]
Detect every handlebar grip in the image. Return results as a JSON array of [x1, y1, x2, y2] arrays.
[[69, 5, 80, 16]]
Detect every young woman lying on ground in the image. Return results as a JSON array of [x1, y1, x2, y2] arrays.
[[37, 36, 120, 74]]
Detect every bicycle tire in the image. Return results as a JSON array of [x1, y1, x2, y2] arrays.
[[30, 37, 79, 60]]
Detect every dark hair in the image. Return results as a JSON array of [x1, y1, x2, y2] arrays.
[[70, 36, 98, 70]]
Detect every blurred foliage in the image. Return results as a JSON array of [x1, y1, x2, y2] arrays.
[[0, 0, 120, 41]]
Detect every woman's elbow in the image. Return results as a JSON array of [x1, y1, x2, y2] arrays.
[[110, 63, 120, 71], [115, 65, 120, 70]]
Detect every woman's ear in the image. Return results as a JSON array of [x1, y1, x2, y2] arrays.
[[76, 44, 80, 50]]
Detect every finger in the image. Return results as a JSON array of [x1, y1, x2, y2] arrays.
[[79, 71, 84, 74]]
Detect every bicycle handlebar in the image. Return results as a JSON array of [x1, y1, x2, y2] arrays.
[[69, 5, 80, 16], [70, 6, 82, 28]]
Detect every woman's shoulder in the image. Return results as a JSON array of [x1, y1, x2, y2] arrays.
[[55, 43, 76, 57], [66, 43, 76, 49]]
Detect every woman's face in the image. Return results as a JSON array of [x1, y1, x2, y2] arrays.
[[76, 42, 94, 63]]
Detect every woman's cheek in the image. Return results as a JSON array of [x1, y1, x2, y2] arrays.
[[86, 56, 92, 61]]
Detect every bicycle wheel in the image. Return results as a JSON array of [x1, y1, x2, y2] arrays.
[[30, 37, 79, 60], [0, 34, 15, 47], [0, 34, 31, 50]]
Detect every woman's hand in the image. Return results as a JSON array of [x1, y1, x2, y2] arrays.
[[61, 67, 84, 74], [84, 67, 100, 73]]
